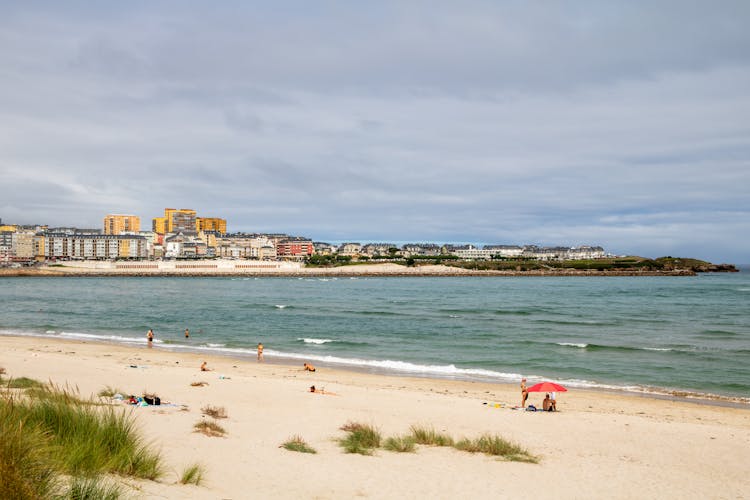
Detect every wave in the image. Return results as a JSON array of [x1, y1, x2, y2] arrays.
[[59, 331, 161, 344], [556, 342, 675, 353], [298, 338, 335, 345], [274, 304, 288, 309], [557, 342, 588, 348]]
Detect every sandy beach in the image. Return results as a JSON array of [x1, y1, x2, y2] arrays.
[[1, 335, 748, 499]]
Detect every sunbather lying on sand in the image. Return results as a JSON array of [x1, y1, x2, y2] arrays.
[[303, 363, 316, 372]]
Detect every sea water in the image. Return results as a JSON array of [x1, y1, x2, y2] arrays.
[[1, 273, 748, 402]]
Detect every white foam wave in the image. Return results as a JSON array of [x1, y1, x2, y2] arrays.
[[643, 347, 673, 352], [448, 315, 461, 318], [46, 330, 56, 334], [298, 338, 334, 345], [60, 331, 160, 344], [275, 304, 287, 309], [206, 343, 226, 348], [557, 342, 588, 348]]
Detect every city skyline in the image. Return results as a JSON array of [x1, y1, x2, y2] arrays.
[[1, 2, 749, 263]]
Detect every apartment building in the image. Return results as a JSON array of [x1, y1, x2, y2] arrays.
[[153, 208, 197, 234], [216, 234, 277, 259], [103, 214, 140, 235], [40, 233, 148, 259], [276, 238, 314, 260], [361, 243, 397, 257], [197, 217, 227, 235]]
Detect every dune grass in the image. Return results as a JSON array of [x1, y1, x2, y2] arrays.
[[339, 422, 381, 455], [5, 376, 45, 389], [66, 477, 122, 499], [201, 404, 227, 419], [180, 463, 206, 485], [97, 385, 125, 398], [383, 435, 416, 453], [454, 434, 538, 463], [409, 425, 455, 447], [0, 383, 163, 499], [194, 419, 226, 437], [281, 435, 317, 454]]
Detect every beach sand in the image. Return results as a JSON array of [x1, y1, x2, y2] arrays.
[[1, 335, 748, 499]]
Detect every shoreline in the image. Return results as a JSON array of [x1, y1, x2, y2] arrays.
[[2, 334, 748, 498], [3, 333, 747, 408]]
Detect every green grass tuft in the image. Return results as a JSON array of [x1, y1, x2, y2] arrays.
[[194, 419, 226, 437], [454, 434, 538, 463], [383, 435, 416, 453], [180, 463, 206, 485], [97, 386, 124, 398], [409, 425, 454, 447], [5, 376, 45, 389], [0, 384, 164, 498], [65, 477, 122, 499], [281, 435, 317, 454], [339, 422, 381, 455]]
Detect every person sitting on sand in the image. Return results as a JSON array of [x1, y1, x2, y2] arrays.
[[521, 378, 528, 408], [543, 393, 554, 411], [303, 363, 316, 372], [200, 361, 212, 372]]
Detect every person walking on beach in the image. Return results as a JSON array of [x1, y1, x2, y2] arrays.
[[184, 328, 190, 339], [520, 378, 528, 408], [147, 329, 154, 348], [257, 342, 264, 362]]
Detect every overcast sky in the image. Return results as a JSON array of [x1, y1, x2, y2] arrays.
[[1, 2, 749, 263]]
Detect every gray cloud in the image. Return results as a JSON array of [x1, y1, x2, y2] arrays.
[[1, 2, 749, 263]]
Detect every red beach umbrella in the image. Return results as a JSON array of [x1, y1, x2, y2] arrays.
[[526, 381, 568, 393]]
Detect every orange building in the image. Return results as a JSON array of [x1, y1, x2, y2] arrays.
[[152, 208, 197, 234], [103, 214, 140, 235], [197, 217, 227, 235]]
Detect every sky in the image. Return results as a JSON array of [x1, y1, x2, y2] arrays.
[[1, 2, 749, 263]]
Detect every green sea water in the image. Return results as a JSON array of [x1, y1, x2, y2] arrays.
[[1, 273, 748, 402]]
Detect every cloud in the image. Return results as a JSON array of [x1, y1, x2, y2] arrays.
[[0, 2, 749, 262]]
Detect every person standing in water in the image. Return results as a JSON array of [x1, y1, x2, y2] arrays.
[[184, 328, 190, 338], [257, 342, 264, 362], [147, 329, 154, 347]]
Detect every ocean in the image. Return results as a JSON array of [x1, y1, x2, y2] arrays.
[[1, 273, 749, 403]]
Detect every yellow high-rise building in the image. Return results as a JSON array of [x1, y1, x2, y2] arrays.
[[152, 208, 198, 234], [103, 214, 140, 235], [197, 217, 227, 235]]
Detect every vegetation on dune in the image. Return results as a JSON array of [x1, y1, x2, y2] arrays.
[[382, 435, 416, 453], [409, 425, 455, 447], [4, 376, 45, 389], [201, 405, 228, 419], [453, 434, 538, 463], [338, 422, 538, 463], [179, 463, 206, 485], [0, 383, 163, 499], [338, 422, 382, 455], [194, 419, 227, 437], [281, 435, 317, 454]]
